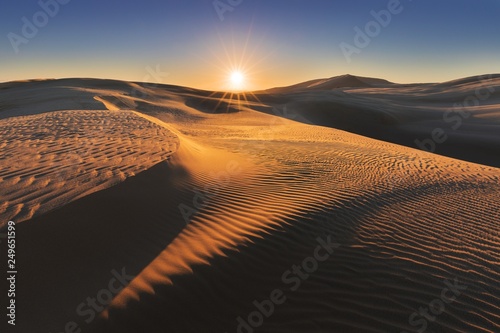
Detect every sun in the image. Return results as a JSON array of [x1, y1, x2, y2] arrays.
[[229, 71, 245, 90]]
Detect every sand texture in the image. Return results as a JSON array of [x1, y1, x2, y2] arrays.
[[0, 76, 499, 333]]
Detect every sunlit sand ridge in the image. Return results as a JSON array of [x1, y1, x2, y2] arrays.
[[0, 77, 499, 333]]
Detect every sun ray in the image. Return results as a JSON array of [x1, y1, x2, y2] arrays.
[[190, 24, 282, 113]]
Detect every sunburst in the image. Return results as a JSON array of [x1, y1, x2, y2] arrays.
[[193, 26, 278, 113]]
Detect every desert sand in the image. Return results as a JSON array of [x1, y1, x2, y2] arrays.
[[0, 75, 499, 333]]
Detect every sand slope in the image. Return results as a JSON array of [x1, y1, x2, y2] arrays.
[[257, 74, 500, 167], [0, 77, 499, 333], [102, 128, 500, 333], [264, 74, 393, 93], [0, 109, 178, 226]]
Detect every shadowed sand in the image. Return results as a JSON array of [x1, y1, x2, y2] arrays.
[[0, 76, 499, 333], [255, 74, 500, 167]]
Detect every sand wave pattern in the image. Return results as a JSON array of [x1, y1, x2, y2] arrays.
[[100, 116, 500, 333], [0, 110, 178, 225], [1, 79, 499, 333]]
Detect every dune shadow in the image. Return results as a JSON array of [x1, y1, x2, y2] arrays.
[[96, 180, 498, 333], [12, 160, 193, 333]]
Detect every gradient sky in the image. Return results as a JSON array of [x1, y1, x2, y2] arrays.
[[1, 0, 499, 90]]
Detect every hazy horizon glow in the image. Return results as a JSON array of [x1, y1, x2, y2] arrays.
[[1, 0, 499, 90]]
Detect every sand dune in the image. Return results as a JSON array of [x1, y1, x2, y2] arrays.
[[257, 74, 500, 167], [0, 109, 178, 226], [101, 125, 500, 333], [1, 77, 499, 333], [264, 74, 393, 93]]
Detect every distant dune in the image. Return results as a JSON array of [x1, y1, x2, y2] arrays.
[[257, 74, 500, 167], [0, 76, 499, 333], [264, 74, 393, 93]]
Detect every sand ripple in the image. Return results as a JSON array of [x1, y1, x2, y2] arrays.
[[0, 110, 178, 225]]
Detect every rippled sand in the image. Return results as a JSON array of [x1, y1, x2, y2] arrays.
[[1, 77, 499, 333]]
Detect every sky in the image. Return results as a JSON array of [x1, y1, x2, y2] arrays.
[[0, 0, 499, 91]]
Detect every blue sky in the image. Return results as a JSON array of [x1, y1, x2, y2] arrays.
[[0, 0, 499, 90]]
